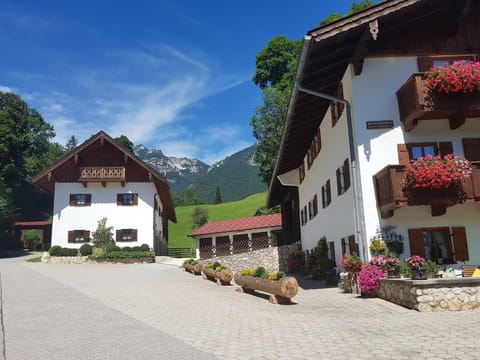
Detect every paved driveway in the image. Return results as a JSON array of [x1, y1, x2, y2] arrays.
[[1, 255, 479, 359]]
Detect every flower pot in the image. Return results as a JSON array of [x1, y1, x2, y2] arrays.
[[387, 267, 400, 278], [411, 267, 428, 280]]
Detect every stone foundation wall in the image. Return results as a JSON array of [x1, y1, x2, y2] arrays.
[[379, 278, 480, 311], [42, 254, 90, 264], [202, 243, 298, 273]]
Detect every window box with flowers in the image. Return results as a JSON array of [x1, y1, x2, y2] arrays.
[[403, 154, 472, 208], [425, 61, 480, 95]]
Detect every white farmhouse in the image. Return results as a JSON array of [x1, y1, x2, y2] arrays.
[[267, 0, 480, 266], [33, 131, 176, 255]]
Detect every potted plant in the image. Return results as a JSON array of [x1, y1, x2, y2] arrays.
[[358, 265, 385, 297], [338, 253, 362, 293], [405, 255, 427, 280], [370, 255, 400, 278], [201, 261, 233, 285], [183, 258, 202, 275], [403, 154, 472, 205], [425, 61, 480, 94]]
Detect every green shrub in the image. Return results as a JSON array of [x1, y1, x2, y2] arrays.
[[91, 218, 115, 250], [254, 266, 268, 279], [79, 244, 93, 256], [131, 246, 142, 252], [59, 248, 78, 256], [183, 258, 197, 265], [212, 261, 221, 269], [105, 244, 121, 252], [399, 262, 411, 278], [122, 246, 132, 252], [139, 244, 150, 252], [309, 237, 337, 280], [49, 245, 62, 256], [90, 251, 155, 260]]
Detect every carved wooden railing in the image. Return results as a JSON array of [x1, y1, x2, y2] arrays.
[[373, 163, 480, 218], [396, 73, 480, 132], [79, 167, 126, 182]]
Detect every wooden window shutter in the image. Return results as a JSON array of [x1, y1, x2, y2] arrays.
[[321, 186, 326, 208], [397, 144, 410, 165], [462, 138, 480, 161], [133, 194, 138, 205], [408, 229, 426, 257], [316, 128, 321, 154], [84, 231, 90, 241], [336, 168, 342, 195], [313, 194, 318, 216], [69, 194, 76, 205], [329, 241, 336, 261], [331, 104, 337, 126], [132, 229, 138, 242], [308, 201, 312, 219], [116, 230, 121, 241], [452, 227, 469, 262], [68, 231, 74, 243], [117, 194, 122, 205], [341, 238, 346, 255], [417, 57, 433, 72], [86, 194, 92, 206], [343, 159, 350, 191], [337, 83, 345, 115], [439, 142, 454, 158], [326, 180, 331, 205], [348, 235, 356, 255]]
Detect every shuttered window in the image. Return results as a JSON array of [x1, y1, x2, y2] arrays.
[[117, 193, 138, 206], [462, 138, 480, 161], [312, 195, 318, 217], [341, 238, 346, 255], [116, 229, 138, 242], [408, 227, 469, 264], [398, 142, 454, 164], [68, 230, 90, 243], [69, 194, 92, 206], [326, 180, 331, 206], [329, 241, 336, 261], [348, 235, 357, 255], [299, 161, 306, 183], [343, 159, 350, 191], [331, 83, 344, 127]]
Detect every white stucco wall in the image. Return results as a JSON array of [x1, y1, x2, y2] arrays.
[[298, 70, 355, 257], [350, 57, 480, 262], [52, 182, 156, 248]]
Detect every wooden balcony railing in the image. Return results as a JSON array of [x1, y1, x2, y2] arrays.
[[373, 163, 480, 218], [396, 74, 480, 132], [79, 167, 126, 186]]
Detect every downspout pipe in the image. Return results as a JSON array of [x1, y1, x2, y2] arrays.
[[293, 38, 367, 261]]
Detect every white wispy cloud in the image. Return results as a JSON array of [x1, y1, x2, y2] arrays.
[[0, 85, 12, 92]]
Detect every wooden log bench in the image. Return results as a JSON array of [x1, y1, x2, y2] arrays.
[[183, 262, 202, 275], [234, 273, 299, 304], [462, 265, 479, 277], [201, 265, 233, 285]]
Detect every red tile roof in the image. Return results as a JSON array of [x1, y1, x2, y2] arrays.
[[15, 221, 52, 227], [189, 213, 282, 237]]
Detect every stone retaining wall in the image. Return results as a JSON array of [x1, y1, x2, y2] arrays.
[[42, 254, 90, 264], [379, 278, 480, 311], [202, 243, 298, 273]]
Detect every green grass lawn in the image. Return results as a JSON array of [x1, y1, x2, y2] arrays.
[[169, 192, 267, 249]]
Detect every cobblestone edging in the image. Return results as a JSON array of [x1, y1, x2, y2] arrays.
[[379, 278, 480, 311], [202, 244, 298, 273], [41, 253, 90, 264]]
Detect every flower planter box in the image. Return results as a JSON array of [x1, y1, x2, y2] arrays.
[[233, 273, 299, 304], [201, 265, 233, 285], [406, 187, 461, 207], [183, 262, 202, 275]]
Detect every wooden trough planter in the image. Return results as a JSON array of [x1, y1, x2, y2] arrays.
[[201, 265, 233, 285], [183, 262, 202, 275], [234, 273, 299, 304]]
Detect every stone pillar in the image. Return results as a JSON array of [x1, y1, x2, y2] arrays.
[[195, 238, 200, 259]]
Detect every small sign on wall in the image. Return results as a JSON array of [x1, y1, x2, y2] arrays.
[[366, 120, 394, 130]]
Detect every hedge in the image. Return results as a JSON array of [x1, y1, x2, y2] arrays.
[[48, 246, 78, 257], [89, 251, 155, 260]]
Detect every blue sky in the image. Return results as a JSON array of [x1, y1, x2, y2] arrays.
[[0, 0, 357, 164]]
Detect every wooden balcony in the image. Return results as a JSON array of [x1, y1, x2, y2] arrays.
[[79, 167, 126, 187], [396, 74, 480, 131], [373, 163, 480, 218]]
